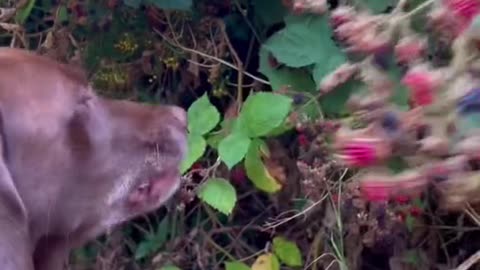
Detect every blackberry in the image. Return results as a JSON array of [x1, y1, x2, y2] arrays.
[[381, 111, 399, 133], [293, 93, 305, 105], [458, 88, 480, 115]]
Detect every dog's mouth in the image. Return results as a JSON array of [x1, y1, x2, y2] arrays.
[[128, 168, 181, 209]]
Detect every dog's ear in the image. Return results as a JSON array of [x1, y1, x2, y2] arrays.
[[0, 109, 33, 270], [67, 86, 112, 159]]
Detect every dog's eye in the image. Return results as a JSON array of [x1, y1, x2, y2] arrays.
[[136, 182, 151, 193]]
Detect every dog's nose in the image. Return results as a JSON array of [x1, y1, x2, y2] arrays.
[[169, 106, 187, 127]]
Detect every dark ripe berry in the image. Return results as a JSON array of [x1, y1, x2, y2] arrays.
[[432, 175, 448, 182], [381, 111, 399, 133], [268, 54, 280, 69], [298, 134, 309, 146], [458, 88, 480, 115], [394, 195, 410, 204], [231, 167, 247, 185], [373, 45, 393, 70], [191, 162, 202, 171], [396, 211, 406, 222], [416, 124, 432, 140], [331, 194, 340, 203], [409, 206, 423, 217], [293, 94, 305, 105], [468, 158, 480, 171]]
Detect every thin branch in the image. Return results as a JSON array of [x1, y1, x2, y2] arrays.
[[153, 28, 270, 85], [454, 249, 480, 270]]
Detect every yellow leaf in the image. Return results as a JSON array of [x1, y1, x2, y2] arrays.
[[245, 140, 282, 193], [251, 253, 280, 270]]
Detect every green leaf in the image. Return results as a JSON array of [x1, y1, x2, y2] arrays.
[[263, 14, 345, 68], [241, 92, 293, 137], [135, 217, 170, 260], [244, 139, 282, 193], [386, 156, 409, 174], [387, 63, 410, 110], [224, 14, 251, 42], [57, 5, 69, 22], [258, 46, 317, 92], [147, 0, 192, 10], [218, 132, 251, 169], [362, 0, 396, 13], [225, 261, 251, 270], [312, 54, 347, 88], [15, 0, 36, 24], [187, 94, 220, 135], [272, 236, 303, 267], [319, 79, 363, 116], [253, 0, 288, 29], [123, 0, 143, 8], [158, 266, 182, 270], [180, 134, 207, 174], [405, 214, 416, 232], [197, 178, 237, 215], [402, 249, 421, 265]]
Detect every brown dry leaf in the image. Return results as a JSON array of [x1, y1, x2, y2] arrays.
[[263, 157, 287, 186]]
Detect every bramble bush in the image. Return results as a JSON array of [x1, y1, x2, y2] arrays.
[[177, 0, 480, 268], [9, 0, 480, 269]]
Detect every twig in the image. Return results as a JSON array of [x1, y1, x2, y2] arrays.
[[153, 28, 270, 85], [263, 192, 329, 230], [454, 249, 480, 270], [217, 19, 245, 112], [398, 0, 435, 21]]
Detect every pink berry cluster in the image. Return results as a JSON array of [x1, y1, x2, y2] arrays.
[[323, 0, 480, 209]]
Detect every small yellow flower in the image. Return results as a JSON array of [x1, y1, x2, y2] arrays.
[[163, 57, 179, 70], [212, 87, 227, 97], [114, 33, 139, 55]]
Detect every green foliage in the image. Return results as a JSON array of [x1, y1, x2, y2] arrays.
[[197, 178, 237, 215], [225, 261, 251, 270], [320, 79, 362, 116], [187, 94, 221, 136], [218, 132, 251, 169], [148, 0, 193, 11], [123, 0, 142, 9], [362, 0, 396, 13], [158, 266, 182, 270], [180, 134, 207, 174], [263, 15, 343, 68], [123, 0, 192, 10], [386, 156, 410, 174], [15, 0, 36, 24], [245, 139, 282, 193], [135, 217, 171, 260], [258, 47, 317, 92], [272, 236, 303, 267], [241, 92, 293, 137], [181, 94, 220, 173], [57, 5, 69, 23], [252, 0, 288, 33]]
